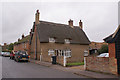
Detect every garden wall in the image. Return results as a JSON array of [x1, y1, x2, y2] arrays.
[[85, 57, 117, 74]]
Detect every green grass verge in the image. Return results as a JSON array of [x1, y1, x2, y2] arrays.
[[66, 62, 84, 66]]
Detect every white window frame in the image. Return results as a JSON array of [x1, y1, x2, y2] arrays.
[[22, 43, 24, 48], [65, 39, 70, 44], [48, 49, 55, 56], [49, 38, 55, 43], [66, 50, 71, 57], [25, 43, 26, 48]]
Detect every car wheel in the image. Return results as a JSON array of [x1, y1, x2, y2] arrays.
[[14, 58, 16, 61], [16, 59, 19, 62]]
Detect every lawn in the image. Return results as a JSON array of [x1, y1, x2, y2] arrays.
[[66, 62, 84, 66]]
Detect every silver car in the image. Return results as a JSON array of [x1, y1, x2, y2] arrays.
[[3, 52, 10, 57]]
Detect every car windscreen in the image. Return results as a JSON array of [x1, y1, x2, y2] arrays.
[[6, 52, 10, 54], [19, 51, 27, 55]]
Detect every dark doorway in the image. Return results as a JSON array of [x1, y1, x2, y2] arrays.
[[117, 59, 120, 74], [51, 56, 57, 64]]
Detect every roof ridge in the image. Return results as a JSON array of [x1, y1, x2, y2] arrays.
[[40, 20, 69, 26], [19, 35, 30, 40], [39, 20, 79, 27], [112, 25, 120, 38]]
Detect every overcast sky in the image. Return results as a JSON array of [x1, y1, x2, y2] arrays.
[[0, 0, 119, 45]]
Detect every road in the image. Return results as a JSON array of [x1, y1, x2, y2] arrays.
[[2, 56, 87, 78]]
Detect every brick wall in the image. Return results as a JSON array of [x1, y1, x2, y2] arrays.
[[109, 57, 118, 74], [30, 31, 41, 60], [14, 42, 30, 55], [108, 43, 116, 58], [85, 57, 117, 75], [30, 39, 89, 64], [40, 43, 88, 63], [56, 56, 64, 66]]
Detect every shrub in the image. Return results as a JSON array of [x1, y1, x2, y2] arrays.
[[98, 44, 108, 54]]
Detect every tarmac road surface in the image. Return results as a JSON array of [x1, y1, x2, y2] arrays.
[[2, 57, 87, 78]]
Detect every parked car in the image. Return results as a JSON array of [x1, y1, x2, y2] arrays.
[[3, 52, 10, 57], [0, 52, 3, 56], [1, 52, 4, 56], [10, 51, 17, 60], [97, 53, 109, 57], [14, 51, 30, 62]]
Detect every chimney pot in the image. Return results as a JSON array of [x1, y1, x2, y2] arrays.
[[35, 10, 40, 25], [68, 19, 73, 28], [37, 10, 39, 13], [18, 38, 20, 41], [31, 29, 32, 32], [30, 32, 32, 36], [22, 34, 24, 38], [79, 20, 83, 29], [4, 43, 7, 46], [30, 29, 33, 36]]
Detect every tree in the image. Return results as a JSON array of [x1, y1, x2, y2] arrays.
[[7, 43, 14, 52], [98, 44, 108, 54]]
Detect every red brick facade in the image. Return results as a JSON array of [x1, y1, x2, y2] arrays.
[[89, 42, 108, 49], [14, 42, 30, 55], [85, 43, 118, 75], [85, 57, 118, 75], [108, 43, 116, 58]]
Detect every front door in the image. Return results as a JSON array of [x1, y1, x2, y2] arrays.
[[51, 56, 56, 64]]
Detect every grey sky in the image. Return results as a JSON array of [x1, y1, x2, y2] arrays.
[[1, 1, 119, 45], [118, 1, 120, 25], [0, 2, 2, 45]]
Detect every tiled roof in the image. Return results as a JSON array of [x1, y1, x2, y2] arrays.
[[15, 35, 30, 45]]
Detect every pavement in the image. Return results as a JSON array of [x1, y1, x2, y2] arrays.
[[30, 59, 119, 79]]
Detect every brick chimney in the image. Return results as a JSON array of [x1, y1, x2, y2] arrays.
[[4, 43, 7, 46], [22, 34, 24, 38], [79, 20, 83, 29], [31, 29, 32, 32], [30, 29, 32, 36], [68, 19, 73, 28], [35, 10, 40, 25], [30, 32, 31, 36], [18, 38, 20, 41]]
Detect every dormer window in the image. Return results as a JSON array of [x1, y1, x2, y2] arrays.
[[65, 39, 70, 44], [49, 37, 55, 43]]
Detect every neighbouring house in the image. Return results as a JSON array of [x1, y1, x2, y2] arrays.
[[30, 10, 90, 65], [85, 25, 120, 75], [89, 42, 108, 56], [14, 34, 31, 55], [104, 25, 120, 75], [0, 44, 2, 52], [2, 43, 8, 52], [89, 42, 108, 49]]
